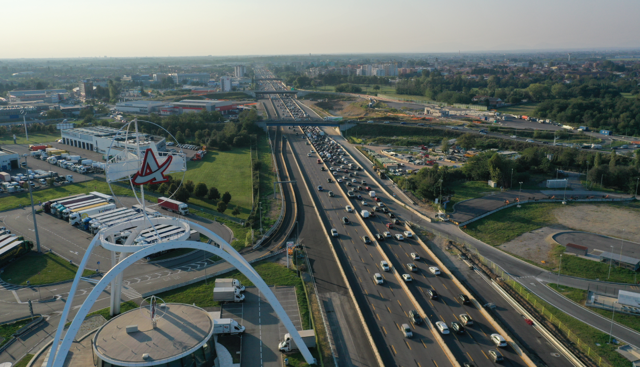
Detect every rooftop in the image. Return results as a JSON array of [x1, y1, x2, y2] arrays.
[[599, 252, 640, 265], [94, 303, 213, 365]]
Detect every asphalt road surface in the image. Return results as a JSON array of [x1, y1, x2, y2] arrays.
[[555, 232, 640, 260]]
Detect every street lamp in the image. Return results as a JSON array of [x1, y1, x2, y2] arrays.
[[22, 155, 41, 253], [619, 229, 625, 269], [636, 177, 639, 199], [609, 301, 617, 344], [438, 179, 443, 211], [510, 168, 514, 189], [608, 245, 614, 280], [557, 254, 563, 286], [556, 168, 559, 180], [259, 202, 263, 234], [518, 181, 523, 202]]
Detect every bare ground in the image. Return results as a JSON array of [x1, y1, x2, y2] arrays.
[[554, 204, 640, 241], [498, 226, 567, 266]]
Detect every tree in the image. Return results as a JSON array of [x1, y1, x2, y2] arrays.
[[440, 138, 450, 154], [634, 149, 640, 170], [207, 187, 220, 201], [610, 150, 617, 168], [176, 131, 186, 144], [168, 183, 178, 195], [488, 153, 505, 186], [175, 187, 190, 203], [216, 201, 228, 214], [373, 85, 381, 91], [194, 182, 208, 198], [456, 134, 476, 150], [222, 191, 232, 204], [45, 110, 64, 119], [594, 152, 602, 168], [157, 183, 169, 195], [185, 180, 195, 193], [232, 206, 241, 217], [46, 177, 55, 186]]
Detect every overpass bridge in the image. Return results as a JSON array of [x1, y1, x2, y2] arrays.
[[255, 90, 298, 97], [258, 121, 341, 129], [255, 77, 282, 81]]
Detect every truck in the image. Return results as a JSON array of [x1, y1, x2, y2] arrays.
[[158, 197, 189, 215], [215, 278, 245, 292], [29, 145, 50, 151], [360, 210, 370, 219], [81, 208, 130, 230], [30, 150, 42, 158], [67, 155, 81, 163], [213, 318, 246, 335], [278, 330, 316, 352], [131, 204, 161, 217], [63, 201, 109, 220], [369, 191, 376, 198], [69, 203, 116, 226], [81, 159, 93, 166], [92, 162, 106, 173], [213, 287, 245, 303], [0, 172, 10, 182], [579, 126, 589, 131], [600, 130, 612, 136], [48, 195, 95, 216]]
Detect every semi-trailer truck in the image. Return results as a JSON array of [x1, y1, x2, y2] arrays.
[[50, 195, 96, 216], [89, 191, 115, 203], [213, 287, 245, 303], [69, 203, 116, 225], [43, 194, 86, 214], [278, 330, 316, 352], [59, 199, 106, 218], [64, 201, 109, 220], [214, 278, 245, 292], [158, 197, 189, 215]]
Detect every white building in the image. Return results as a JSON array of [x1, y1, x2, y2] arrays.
[[234, 65, 246, 78], [115, 101, 169, 114], [60, 126, 166, 154], [220, 76, 232, 92]]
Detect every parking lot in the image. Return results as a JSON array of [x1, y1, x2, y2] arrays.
[[228, 286, 303, 367]]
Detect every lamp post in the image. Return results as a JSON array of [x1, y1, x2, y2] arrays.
[[557, 254, 563, 286], [510, 168, 513, 189], [556, 168, 559, 179], [22, 155, 41, 253], [608, 245, 614, 280], [609, 302, 617, 344], [636, 177, 639, 199], [518, 181, 523, 202], [619, 229, 625, 269], [438, 179, 443, 211], [259, 202, 263, 234]]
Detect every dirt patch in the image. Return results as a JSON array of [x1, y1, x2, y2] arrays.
[[554, 204, 640, 241], [498, 226, 566, 266]]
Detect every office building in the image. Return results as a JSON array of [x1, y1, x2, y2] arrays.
[[234, 65, 246, 78], [169, 73, 210, 85], [61, 126, 166, 153], [7, 89, 68, 103], [220, 76, 232, 92], [79, 80, 93, 99]]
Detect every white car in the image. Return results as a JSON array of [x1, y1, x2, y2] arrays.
[[407, 263, 418, 272], [491, 333, 507, 347], [429, 266, 441, 275], [394, 234, 405, 241], [361, 201, 368, 206], [401, 323, 413, 338], [373, 273, 384, 285], [380, 261, 390, 272], [404, 231, 413, 238], [377, 202, 385, 207], [402, 274, 413, 282], [337, 179, 343, 183], [345, 205, 353, 212], [510, 135, 517, 139], [330, 229, 339, 237], [435, 321, 449, 334], [411, 253, 420, 260], [383, 231, 392, 238]]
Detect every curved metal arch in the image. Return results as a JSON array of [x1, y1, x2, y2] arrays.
[[47, 223, 315, 366]]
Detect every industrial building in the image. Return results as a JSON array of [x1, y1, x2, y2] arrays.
[[60, 126, 166, 154], [599, 252, 640, 271], [7, 89, 68, 103], [169, 73, 210, 85], [159, 99, 238, 115], [0, 150, 20, 171], [115, 101, 169, 114]]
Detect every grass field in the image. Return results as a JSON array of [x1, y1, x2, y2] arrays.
[[171, 147, 252, 218], [0, 132, 61, 146], [0, 318, 33, 348], [447, 181, 500, 211], [13, 354, 34, 367], [462, 202, 559, 246], [1, 252, 96, 286], [496, 103, 539, 116]]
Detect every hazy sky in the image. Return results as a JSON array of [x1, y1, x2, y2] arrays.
[[3, 0, 640, 58]]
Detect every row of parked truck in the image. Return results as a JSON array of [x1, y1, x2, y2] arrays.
[[30, 147, 106, 174]]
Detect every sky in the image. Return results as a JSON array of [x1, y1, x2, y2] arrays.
[[2, 0, 640, 58]]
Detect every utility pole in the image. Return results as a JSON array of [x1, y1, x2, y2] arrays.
[[21, 109, 29, 142], [608, 245, 614, 280], [557, 254, 562, 286], [23, 155, 41, 252], [619, 229, 625, 269]]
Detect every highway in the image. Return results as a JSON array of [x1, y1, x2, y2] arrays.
[[286, 127, 541, 367], [319, 124, 640, 353]]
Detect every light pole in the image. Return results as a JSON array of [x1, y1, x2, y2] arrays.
[[21, 109, 29, 142], [619, 230, 625, 268], [557, 254, 563, 286], [438, 179, 443, 211], [608, 245, 614, 280], [518, 181, 523, 202], [609, 302, 617, 344], [510, 168, 514, 189], [259, 202, 263, 234], [22, 155, 41, 253], [636, 177, 639, 199], [556, 168, 559, 179]]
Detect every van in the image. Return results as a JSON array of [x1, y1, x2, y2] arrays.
[[491, 334, 507, 347], [429, 266, 441, 275]]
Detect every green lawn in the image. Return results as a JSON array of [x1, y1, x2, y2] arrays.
[[0, 132, 61, 146], [1, 252, 96, 286], [496, 103, 539, 116], [462, 202, 559, 246], [0, 318, 33, 348], [14, 354, 34, 367], [171, 147, 252, 219], [448, 181, 500, 211]]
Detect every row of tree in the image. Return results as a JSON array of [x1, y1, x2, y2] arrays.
[[145, 177, 240, 216]]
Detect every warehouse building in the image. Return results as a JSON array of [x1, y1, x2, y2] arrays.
[[599, 252, 640, 271], [160, 99, 238, 115], [115, 101, 169, 114], [8, 89, 68, 103], [169, 73, 210, 84], [0, 150, 20, 171], [60, 126, 166, 154]]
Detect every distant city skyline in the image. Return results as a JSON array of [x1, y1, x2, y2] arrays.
[[2, 0, 640, 59]]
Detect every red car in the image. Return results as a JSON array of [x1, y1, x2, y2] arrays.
[[386, 222, 394, 229], [374, 197, 382, 202]]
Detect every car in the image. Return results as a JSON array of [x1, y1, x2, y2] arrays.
[[491, 333, 507, 347], [330, 229, 339, 237], [409, 310, 422, 325], [373, 273, 384, 285], [307, 153, 311, 157], [382, 207, 389, 213], [375, 233, 384, 241], [383, 231, 391, 238], [393, 219, 401, 225], [388, 212, 395, 218], [380, 261, 390, 271], [337, 178, 343, 183], [488, 349, 504, 363], [346, 182, 352, 186], [361, 200, 368, 206], [330, 167, 335, 171], [435, 321, 449, 334], [403, 231, 413, 238], [377, 202, 385, 207], [361, 236, 372, 244], [356, 194, 362, 200], [401, 323, 413, 338], [394, 234, 405, 241], [361, 180, 366, 185], [327, 178, 332, 182], [341, 217, 350, 225], [321, 167, 326, 171], [328, 191, 334, 197], [345, 205, 353, 212], [407, 263, 417, 272], [451, 321, 464, 334], [426, 289, 438, 299], [459, 313, 473, 326], [374, 197, 381, 202], [411, 253, 420, 260], [385, 222, 394, 229], [317, 185, 323, 191], [402, 274, 413, 282], [458, 294, 470, 304], [347, 190, 355, 197], [429, 266, 441, 275]]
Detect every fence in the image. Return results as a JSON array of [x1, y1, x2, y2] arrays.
[[411, 222, 613, 367]]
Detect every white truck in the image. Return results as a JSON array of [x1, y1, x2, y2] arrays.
[[213, 287, 245, 303], [278, 330, 316, 352], [369, 191, 376, 198], [214, 278, 245, 292], [360, 210, 370, 219], [213, 319, 246, 335], [69, 203, 116, 225]]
